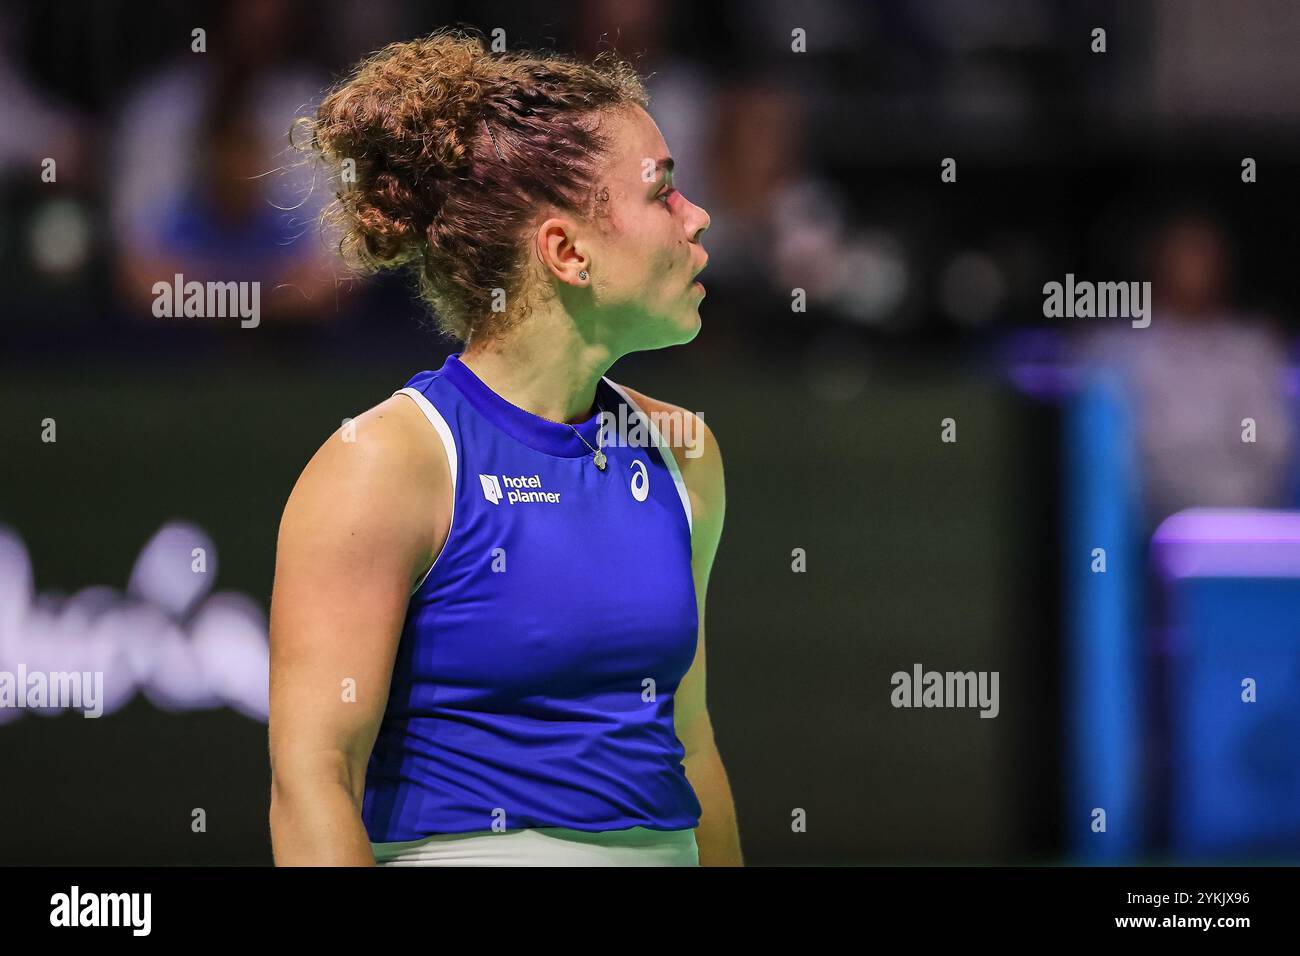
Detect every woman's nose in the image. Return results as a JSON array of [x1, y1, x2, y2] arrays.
[[688, 202, 711, 242]]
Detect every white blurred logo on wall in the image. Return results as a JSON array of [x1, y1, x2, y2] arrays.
[[0, 521, 268, 723]]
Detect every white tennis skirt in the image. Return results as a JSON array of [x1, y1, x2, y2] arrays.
[[372, 826, 699, 866]]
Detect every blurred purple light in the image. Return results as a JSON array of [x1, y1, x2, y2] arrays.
[[1152, 509, 1300, 580]]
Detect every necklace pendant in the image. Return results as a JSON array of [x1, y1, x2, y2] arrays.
[[593, 450, 607, 471]]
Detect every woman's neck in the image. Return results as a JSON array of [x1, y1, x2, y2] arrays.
[[459, 323, 616, 425]]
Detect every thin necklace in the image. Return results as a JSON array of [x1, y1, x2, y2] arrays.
[[571, 411, 608, 470], [534, 397, 608, 471]]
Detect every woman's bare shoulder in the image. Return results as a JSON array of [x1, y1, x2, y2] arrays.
[[278, 391, 451, 586], [294, 392, 448, 498]]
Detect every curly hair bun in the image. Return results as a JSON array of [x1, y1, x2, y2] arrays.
[[295, 28, 648, 342]]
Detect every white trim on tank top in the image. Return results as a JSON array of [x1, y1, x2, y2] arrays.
[[601, 378, 693, 536], [393, 387, 458, 595]]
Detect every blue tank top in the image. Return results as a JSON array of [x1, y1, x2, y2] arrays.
[[361, 352, 702, 841]]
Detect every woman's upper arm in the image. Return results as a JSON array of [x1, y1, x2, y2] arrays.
[[617, 385, 724, 755], [268, 395, 448, 801], [675, 410, 724, 754]]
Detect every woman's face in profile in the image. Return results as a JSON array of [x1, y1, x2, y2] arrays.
[[579, 105, 711, 350]]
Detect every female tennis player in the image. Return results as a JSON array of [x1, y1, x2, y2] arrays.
[[267, 29, 741, 866]]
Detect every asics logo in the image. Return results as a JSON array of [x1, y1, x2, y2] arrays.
[[630, 459, 649, 502]]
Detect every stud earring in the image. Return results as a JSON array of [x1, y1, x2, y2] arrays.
[[579, 270, 588, 281]]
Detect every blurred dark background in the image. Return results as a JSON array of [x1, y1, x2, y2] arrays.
[[2, 0, 1299, 865]]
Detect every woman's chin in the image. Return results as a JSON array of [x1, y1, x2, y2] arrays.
[[636, 306, 702, 349], [677, 309, 702, 342]]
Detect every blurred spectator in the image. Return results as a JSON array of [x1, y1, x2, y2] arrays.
[[108, 0, 339, 326], [702, 76, 885, 325], [1147, 0, 1300, 121], [0, 8, 84, 181], [1079, 212, 1295, 530]]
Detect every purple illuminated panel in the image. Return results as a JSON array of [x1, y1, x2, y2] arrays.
[[1152, 509, 1300, 580]]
